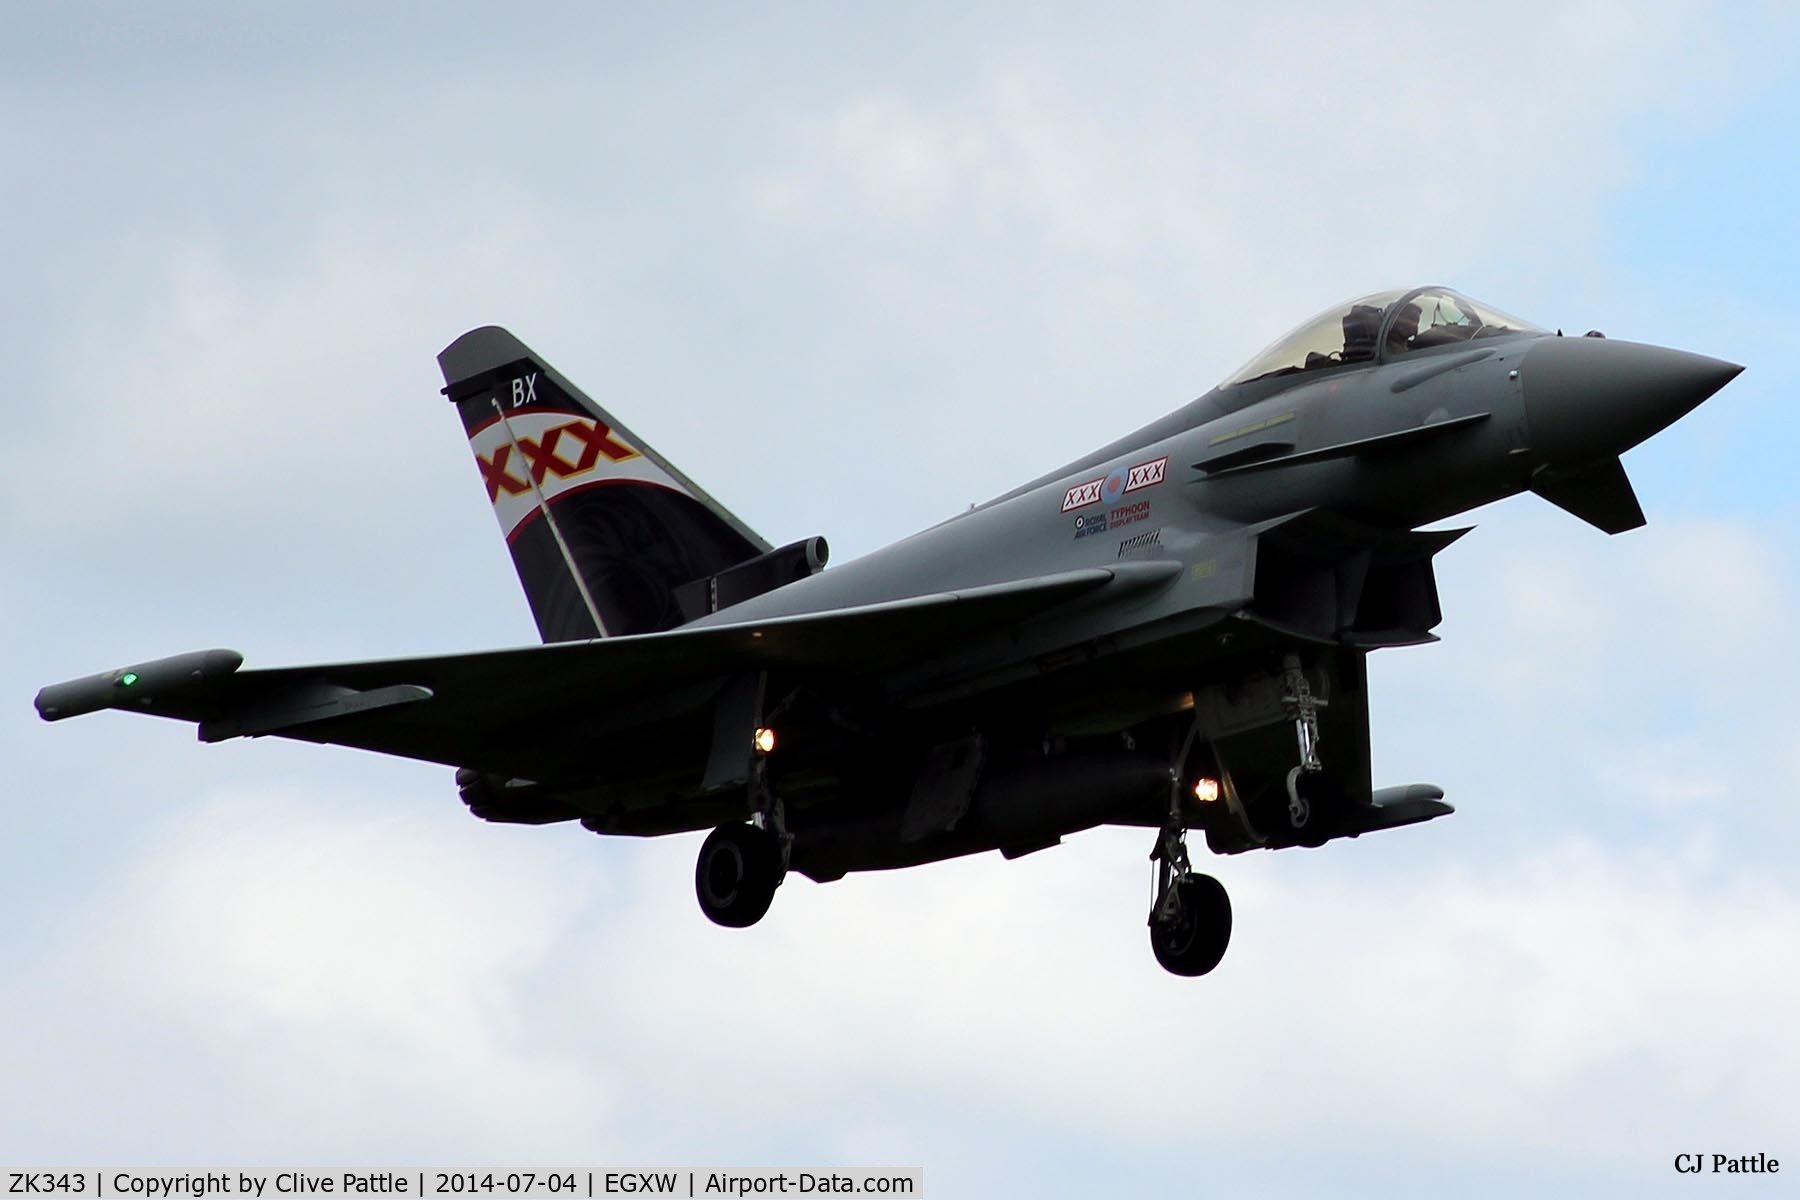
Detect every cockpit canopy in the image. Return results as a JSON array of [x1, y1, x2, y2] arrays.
[[1223, 287, 1543, 388]]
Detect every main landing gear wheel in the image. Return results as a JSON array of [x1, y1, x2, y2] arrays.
[[695, 823, 784, 928], [1150, 873, 1232, 977]]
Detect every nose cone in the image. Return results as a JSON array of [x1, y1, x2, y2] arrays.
[[1522, 337, 1742, 465]]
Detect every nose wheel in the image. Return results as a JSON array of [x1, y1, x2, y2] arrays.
[[1148, 802, 1232, 976], [1150, 872, 1232, 976]]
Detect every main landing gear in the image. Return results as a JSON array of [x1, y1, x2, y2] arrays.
[[695, 821, 783, 927], [695, 765, 790, 928]]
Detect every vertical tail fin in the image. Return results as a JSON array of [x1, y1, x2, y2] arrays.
[[439, 326, 770, 642]]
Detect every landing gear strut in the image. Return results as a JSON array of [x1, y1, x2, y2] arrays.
[[1281, 653, 1334, 846], [1147, 756, 1231, 976], [695, 748, 790, 928]]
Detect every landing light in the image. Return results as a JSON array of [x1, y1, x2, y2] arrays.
[[753, 727, 777, 754], [1193, 776, 1220, 803]]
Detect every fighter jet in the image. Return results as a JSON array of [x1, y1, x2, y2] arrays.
[[36, 286, 1740, 976]]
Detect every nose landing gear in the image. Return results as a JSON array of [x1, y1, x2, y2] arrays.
[[1150, 870, 1232, 977]]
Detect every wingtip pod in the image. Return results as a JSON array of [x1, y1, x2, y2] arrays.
[[35, 649, 243, 722], [1344, 784, 1453, 835]]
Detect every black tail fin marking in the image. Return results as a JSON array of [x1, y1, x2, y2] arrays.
[[439, 326, 770, 642]]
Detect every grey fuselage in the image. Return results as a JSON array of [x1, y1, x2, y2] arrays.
[[711, 340, 1525, 622], [690, 324, 1735, 727]]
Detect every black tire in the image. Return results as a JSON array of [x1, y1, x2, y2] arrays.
[[1150, 873, 1232, 976], [1289, 769, 1337, 848], [695, 823, 783, 928]]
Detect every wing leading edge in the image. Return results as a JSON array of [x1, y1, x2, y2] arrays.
[[36, 567, 1146, 774]]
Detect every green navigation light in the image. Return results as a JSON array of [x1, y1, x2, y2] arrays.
[[118, 672, 140, 687]]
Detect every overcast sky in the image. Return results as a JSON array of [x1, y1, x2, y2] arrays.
[[4, 4, 1797, 1195]]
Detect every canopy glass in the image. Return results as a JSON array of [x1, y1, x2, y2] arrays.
[[1223, 287, 1544, 387]]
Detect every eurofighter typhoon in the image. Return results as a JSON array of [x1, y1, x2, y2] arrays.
[[38, 287, 1740, 975]]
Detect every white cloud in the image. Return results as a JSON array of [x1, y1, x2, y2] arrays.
[[747, 2, 1728, 307], [0, 790, 616, 1160], [4, 801, 1794, 1175], [22, 213, 558, 540], [1372, 507, 1800, 854]]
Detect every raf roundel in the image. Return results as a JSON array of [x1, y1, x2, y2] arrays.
[[1101, 467, 1130, 504]]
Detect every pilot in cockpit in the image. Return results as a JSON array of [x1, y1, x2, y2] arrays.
[[1385, 302, 1422, 355], [1220, 287, 1541, 390], [1340, 304, 1383, 364]]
